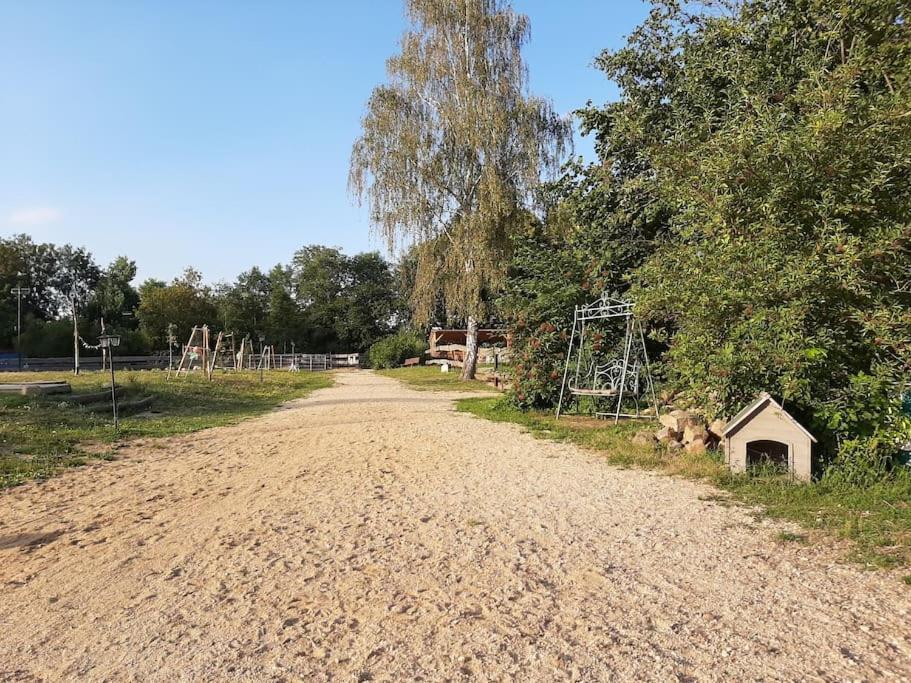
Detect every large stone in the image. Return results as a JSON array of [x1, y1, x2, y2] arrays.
[[659, 409, 690, 434], [683, 423, 709, 445], [655, 426, 677, 444], [684, 411, 706, 426], [658, 413, 677, 431], [708, 419, 727, 440], [685, 438, 707, 455], [632, 430, 657, 447], [666, 439, 684, 454]]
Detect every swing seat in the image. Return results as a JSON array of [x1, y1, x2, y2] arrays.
[[568, 386, 618, 397], [556, 294, 657, 421], [568, 360, 624, 397]]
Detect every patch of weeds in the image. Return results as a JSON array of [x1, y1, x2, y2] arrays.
[[776, 531, 809, 545], [698, 493, 735, 507]]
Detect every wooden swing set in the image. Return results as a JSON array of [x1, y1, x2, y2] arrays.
[[170, 325, 240, 380]]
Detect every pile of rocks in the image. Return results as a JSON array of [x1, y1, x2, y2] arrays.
[[632, 410, 726, 455]]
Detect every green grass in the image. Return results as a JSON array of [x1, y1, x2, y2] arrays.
[[375, 366, 499, 392], [0, 369, 332, 488], [457, 397, 911, 572]]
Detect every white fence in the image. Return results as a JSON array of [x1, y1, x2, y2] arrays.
[[243, 353, 360, 371], [5, 352, 361, 374]]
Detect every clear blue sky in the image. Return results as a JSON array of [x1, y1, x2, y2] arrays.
[[0, 1, 650, 284]]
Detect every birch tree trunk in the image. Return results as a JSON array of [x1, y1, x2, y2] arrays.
[[460, 316, 479, 380]]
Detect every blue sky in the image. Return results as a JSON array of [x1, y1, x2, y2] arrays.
[[0, 1, 650, 284]]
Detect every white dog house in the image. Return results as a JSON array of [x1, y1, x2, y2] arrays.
[[722, 392, 816, 482]]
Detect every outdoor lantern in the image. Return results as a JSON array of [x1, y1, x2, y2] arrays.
[[98, 333, 121, 349], [98, 333, 121, 429]]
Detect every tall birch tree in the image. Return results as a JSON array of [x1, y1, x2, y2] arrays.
[[350, 0, 570, 379]]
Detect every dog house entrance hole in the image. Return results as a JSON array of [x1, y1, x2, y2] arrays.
[[746, 440, 789, 471]]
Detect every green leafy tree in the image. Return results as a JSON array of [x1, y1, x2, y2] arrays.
[[88, 256, 139, 323], [219, 267, 272, 340], [137, 272, 217, 349], [138, 278, 166, 300], [338, 252, 397, 351], [55, 245, 101, 373], [350, 0, 571, 379], [289, 246, 400, 352], [0, 235, 62, 349], [292, 245, 350, 351], [558, 0, 911, 472], [266, 264, 300, 349]]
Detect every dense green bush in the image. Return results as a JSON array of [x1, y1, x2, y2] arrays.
[[500, 155, 668, 409], [499, 200, 657, 410], [503, 0, 911, 481], [17, 319, 76, 358], [626, 0, 910, 472], [368, 330, 426, 369]]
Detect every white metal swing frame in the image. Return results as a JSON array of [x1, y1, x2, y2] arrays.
[[556, 293, 659, 422]]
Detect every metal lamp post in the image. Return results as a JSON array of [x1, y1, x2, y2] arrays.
[[98, 333, 121, 430], [11, 275, 30, 371], [166, 323, 177, 373]]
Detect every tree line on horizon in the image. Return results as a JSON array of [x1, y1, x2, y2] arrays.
[[0, 234, 408, 357]]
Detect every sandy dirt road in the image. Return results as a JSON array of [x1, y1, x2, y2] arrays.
[[0, 370, 909, 681]]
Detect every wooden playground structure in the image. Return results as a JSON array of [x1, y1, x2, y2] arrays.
[[170, 326, 233, 380], [169, 325, 358, 379]]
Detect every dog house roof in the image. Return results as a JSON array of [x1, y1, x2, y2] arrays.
[[722, 392, 817, 443]]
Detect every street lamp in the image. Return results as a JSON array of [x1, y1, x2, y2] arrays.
[[258, 334, 265, 383], [166, 323, 178, 373], [11, 273, 30, 371], [98, 333, 121, 430]]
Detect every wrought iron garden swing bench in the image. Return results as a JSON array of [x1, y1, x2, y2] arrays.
[[556, 293, 658, 422]]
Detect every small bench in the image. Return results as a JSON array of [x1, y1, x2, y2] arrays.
[[403, 357, 421, 367]]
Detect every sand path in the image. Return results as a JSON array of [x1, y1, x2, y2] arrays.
[[1, 370, 909, 681]]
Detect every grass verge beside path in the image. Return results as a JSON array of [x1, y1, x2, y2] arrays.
[[1, 370, 332, 489], [458, 396, 911, 576], [376, 366, 498, 392]]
